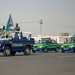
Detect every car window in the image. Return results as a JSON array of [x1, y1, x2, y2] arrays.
[[48, 40, 51, 44], [51, 40, 57, 44], [67, 39, 75, 43]]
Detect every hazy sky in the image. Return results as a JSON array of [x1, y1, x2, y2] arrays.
[[0, 0, 75, 36]]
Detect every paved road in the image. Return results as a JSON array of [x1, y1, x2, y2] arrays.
[[0, 51, 75, 75]]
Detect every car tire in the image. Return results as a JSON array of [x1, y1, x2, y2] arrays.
[[55, 48, 59, 52], [43, 48, 48, 53], [73, 50, 75, 53], [32, 51, 36, 53], [3, 46, 11, 56], [23, 46, 30, 55]]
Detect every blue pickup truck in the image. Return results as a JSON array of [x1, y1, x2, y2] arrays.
[[0, 31, 35, 56]]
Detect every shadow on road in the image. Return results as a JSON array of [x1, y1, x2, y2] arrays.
[[0, 53, 41, 57]]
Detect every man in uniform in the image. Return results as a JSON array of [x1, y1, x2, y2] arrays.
[[15, 23, 20, 31]]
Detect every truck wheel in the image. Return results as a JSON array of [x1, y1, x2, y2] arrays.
[[11, 52, 16, 56], [43, 48, 48, 53], [3, 46, 11, 56], [55, 48, 59, 52], [24, 46, 30, 55]]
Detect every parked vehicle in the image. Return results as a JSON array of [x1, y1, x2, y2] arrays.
[[32, 39, 60, 53], [61, 37, 75, 53], [0, 31, 35, 56]]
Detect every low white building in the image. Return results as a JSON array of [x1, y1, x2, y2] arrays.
[[33, 35, 71, 44]]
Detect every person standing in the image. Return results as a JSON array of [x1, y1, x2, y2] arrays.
[[2, 26, 8, 38], [15, 23, 20, 31]]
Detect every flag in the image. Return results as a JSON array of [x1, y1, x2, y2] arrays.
[[6, 14, 14, 31]]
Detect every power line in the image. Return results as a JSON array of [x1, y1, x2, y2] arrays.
[[43, 22, 75, 28], [0, 21, 75, 28], [15, 21, 39, 24], [0, 21, 39, 25]]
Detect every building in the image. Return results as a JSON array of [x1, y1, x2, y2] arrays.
[[33, 35, 71, 44]]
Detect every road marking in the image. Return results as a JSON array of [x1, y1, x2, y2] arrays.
[[0, 60, 10, 63], [57, 55, 75, 58]]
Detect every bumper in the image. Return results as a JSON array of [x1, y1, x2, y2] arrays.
[[0, 47, 4, 52], [32, 48, 44, 52], [61, 47, 75, 52]]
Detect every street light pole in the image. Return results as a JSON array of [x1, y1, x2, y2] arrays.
[[39, 20, 43, 40]]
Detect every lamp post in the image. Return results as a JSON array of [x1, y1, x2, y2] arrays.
[[39, 20, 43, 40]]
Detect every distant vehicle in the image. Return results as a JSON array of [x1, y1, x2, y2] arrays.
[[0, 31, 35, 56], [61, 37, 75, 53], [32, 39, 60, 53]]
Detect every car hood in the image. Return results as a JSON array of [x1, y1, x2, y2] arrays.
[[33, 43, 44, 48], [61, 43, 74, 48]]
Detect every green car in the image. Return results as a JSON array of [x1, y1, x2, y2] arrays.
[[61, 37, 75, 53], [32, 39, 60, 53]]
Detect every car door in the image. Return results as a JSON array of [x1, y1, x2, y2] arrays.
[[50, 40, 58, 50], [46, 40, 57, 50], [11, 38, 25, 51], [45, 40, 52, 50]]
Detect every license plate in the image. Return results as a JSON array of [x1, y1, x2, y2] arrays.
[[34, 48, 37, 50], [64, 48, 68, 50]]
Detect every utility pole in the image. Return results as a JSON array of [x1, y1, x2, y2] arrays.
[[39, 20, 43, 40]]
